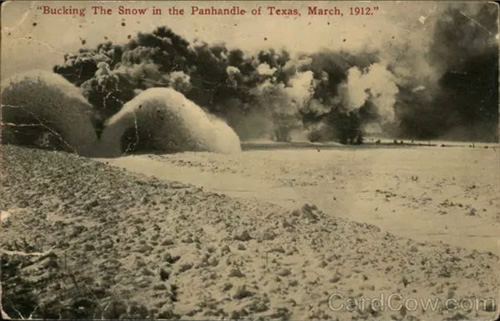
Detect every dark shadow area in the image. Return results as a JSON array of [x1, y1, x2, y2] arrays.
[[120, 126, 157, 155], [1, 118, 66, 152]]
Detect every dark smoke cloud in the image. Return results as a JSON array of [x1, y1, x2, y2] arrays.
[[395, 3, 498, 141], [53, 3, 498, 143]]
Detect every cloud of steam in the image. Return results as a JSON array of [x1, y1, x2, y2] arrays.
[[256, 63, 277, 76], [252, 70, 314, 116], [337, 63, 398, 123]]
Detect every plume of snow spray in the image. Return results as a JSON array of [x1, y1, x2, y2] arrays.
[[97, 88, 241, 157], [1, 70, 98, 155]]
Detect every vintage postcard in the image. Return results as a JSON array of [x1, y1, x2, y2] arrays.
[[1, 1, 498, 320]]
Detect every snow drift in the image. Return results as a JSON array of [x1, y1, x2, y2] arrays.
[[1, 70, 98, 156], [97, 88, 241, 156]]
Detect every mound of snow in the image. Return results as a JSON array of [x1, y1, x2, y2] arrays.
[[1, 70, 98, 155], [97, 88, 241, 156]]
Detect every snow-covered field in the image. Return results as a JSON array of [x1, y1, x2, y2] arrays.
[[1, 144, 498, 320], [102, 143, 500, 253]]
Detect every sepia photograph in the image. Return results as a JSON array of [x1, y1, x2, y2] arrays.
[[0, 1, 499, 320]]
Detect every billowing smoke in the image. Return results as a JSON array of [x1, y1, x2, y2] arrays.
[[337, 63, 398, 123], [249, 69, 315, 141], [97, 88, 241, 156], [394, 3, 498, 141], [53, 3, 498, 144], [1, 70, 98, 155]]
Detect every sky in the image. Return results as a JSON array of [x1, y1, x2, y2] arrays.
[[1, 1, 445, 79]]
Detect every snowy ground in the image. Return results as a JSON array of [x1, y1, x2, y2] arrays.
[[101, 143, 500, 253], [1, 144, 498, 320]]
